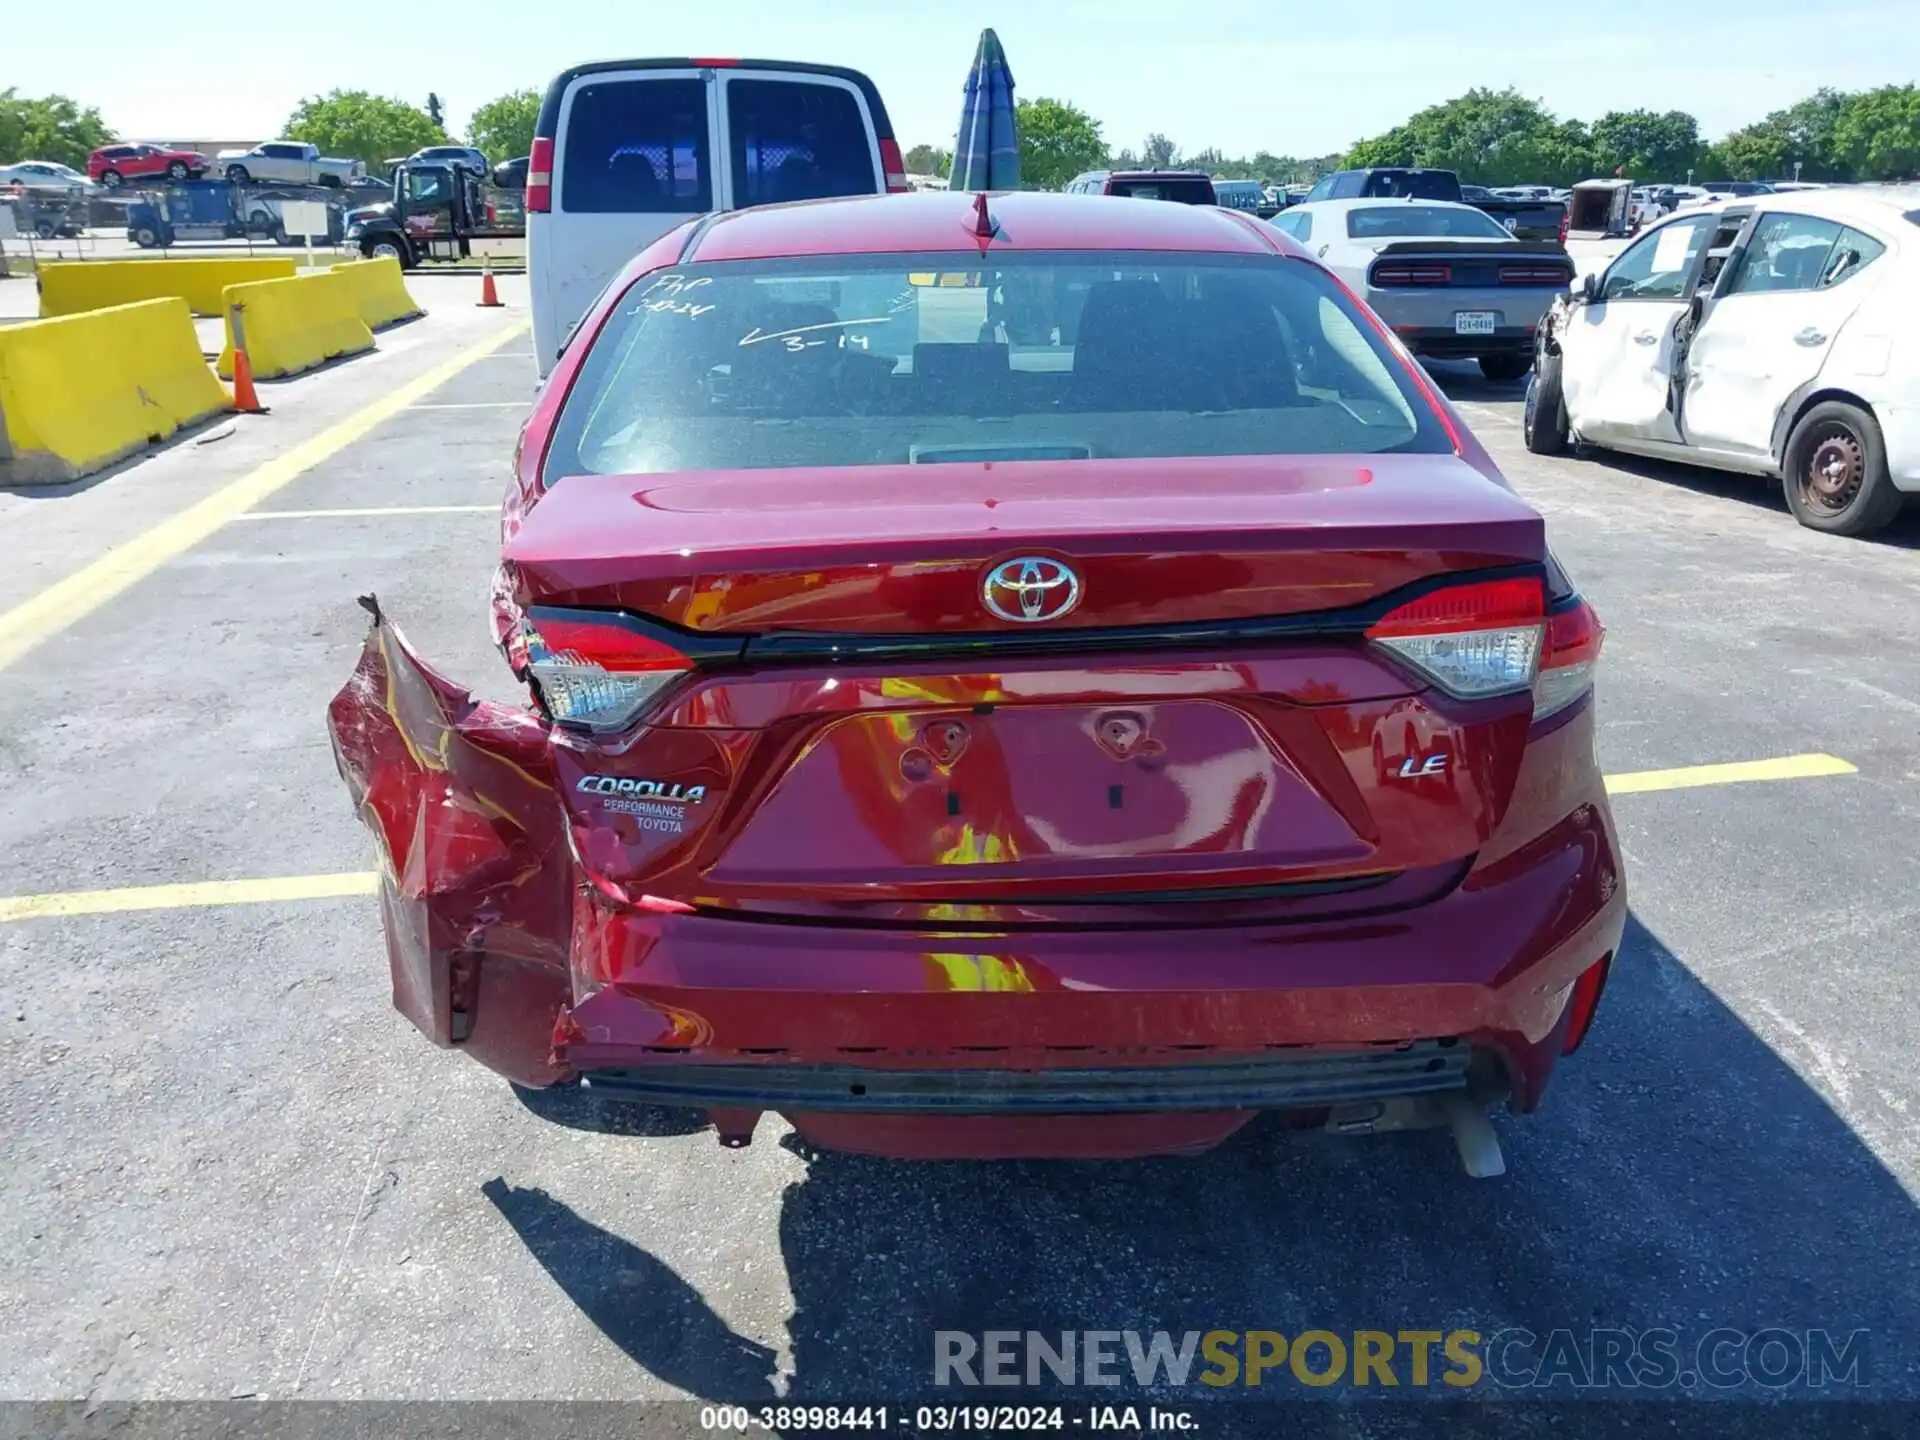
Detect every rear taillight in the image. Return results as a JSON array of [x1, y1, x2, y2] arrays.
[[1371, 262, 1452, 286], [1557, 210, 1570, 243], [1561, 953, 1611, 1054], [517, 611, 694, 733], [879, 137, 909, 193], [1499, 264, 1575, 286], [526, 136, 554, 213], [1533, 596, 1604, 720], [1366, 576, 1545, 699]]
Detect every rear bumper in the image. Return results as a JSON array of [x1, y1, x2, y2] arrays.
[[1875, 405, 1920, 493], [556, 784, 1621, 1135], [336, 615, 1625, 1160], [1390, 325, 1537, 359], [582, 1041, 1474, 1112]]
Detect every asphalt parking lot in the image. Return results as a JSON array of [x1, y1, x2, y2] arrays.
[[2, 282, 1917, 1430]]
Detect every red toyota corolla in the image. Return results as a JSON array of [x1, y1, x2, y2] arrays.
[[329, 191, 1625, 1172]]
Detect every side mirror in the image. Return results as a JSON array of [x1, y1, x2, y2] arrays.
[[1578, 271, 1602, 304]]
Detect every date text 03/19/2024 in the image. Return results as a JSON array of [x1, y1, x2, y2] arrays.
[[698, 1405, 1199, 1432]]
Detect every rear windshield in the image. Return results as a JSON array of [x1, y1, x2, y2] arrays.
[[1360, 172, 1457, 200], [1107, 177, 1215, 204], [560, 77, 712, 214], [544, 252, 1449, 479], [1348, 205, 1512, 239]]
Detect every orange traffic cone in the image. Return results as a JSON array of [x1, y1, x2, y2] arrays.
[[477, 258, 503, 308], [230, 345, 268, 415]]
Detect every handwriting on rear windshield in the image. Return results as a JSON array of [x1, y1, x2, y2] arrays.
[[634, 273, 716, 318], [738, 317, 890, 352]]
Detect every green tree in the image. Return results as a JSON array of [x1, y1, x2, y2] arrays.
[[1708, 117, 1791, 179], [1589, 109, 1700, 181], [903, 142, 952, 178], [1345, 88, 1593, 186], [283, 90, 446, 169], [1015, 97, 1107, 189], [1833, 84, 1920, 180], [467, 88, 539, 162], [1778, 88, 1852, 179], [0, 88, 115, 169], [1141, 133, 1178, 169]]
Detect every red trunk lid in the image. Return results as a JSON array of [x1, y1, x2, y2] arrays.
[[504, 454, 1541, 631], [502, 455, 1547, 927]]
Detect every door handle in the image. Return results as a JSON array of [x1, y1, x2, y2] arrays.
[[1633, 332, 1659, 345], [1794, 328, 1827, 346]]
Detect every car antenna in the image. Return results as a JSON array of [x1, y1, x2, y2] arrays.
[[969, 190, 996, 238]]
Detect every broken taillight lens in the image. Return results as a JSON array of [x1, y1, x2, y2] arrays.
[[519, 610, 694, 734], [1366, 576, 1545, 700]]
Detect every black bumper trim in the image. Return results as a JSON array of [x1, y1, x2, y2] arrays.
[[581, 1040, 1472, 1113]]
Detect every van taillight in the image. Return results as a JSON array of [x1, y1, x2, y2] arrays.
[[526, 136, 554, 213], [879, 137, 909, 193]]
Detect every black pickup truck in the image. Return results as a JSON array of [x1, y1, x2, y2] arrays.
[[1302, 167, 1566, 241]]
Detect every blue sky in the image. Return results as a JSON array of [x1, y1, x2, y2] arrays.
[[11, 0, 1918, 155]]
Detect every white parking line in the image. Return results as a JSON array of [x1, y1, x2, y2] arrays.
[[1456, 403, 1521, 428], [236, 505, 497, 520]]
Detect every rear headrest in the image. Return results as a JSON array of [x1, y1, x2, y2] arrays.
[[607, 151, 661, 198]]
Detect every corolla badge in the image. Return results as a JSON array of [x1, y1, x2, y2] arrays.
[[982, 556, 1082, 623]]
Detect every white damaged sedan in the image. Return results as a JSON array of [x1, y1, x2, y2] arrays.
[[1528, 185, 1920, 535]]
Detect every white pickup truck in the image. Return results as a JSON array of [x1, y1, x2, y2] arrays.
[[216, 141, 358, 187]]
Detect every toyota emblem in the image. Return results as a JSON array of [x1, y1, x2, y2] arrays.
[[982, 556, 1082, 623]]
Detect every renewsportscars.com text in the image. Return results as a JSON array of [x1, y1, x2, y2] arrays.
[[934, 1328, 1867, 1391]]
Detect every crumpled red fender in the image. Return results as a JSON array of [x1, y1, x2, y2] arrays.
[[327, 597, 573, 1083]]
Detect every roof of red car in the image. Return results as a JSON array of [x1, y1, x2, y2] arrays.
[[686, 190, 1285, 264]]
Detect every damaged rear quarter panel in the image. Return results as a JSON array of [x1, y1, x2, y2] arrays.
[[327, 603, 573, 1086]]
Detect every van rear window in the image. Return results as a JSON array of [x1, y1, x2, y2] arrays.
[[728, 79, 876, 206], [560, 77, 711, 214]]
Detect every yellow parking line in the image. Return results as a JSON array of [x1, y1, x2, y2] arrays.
[[236, 505, 497, 520], [1604, 753, 1856, 795], [0, 872, 378, 923], [0, 754, 1861, 923], [0, 319, 530, 675]]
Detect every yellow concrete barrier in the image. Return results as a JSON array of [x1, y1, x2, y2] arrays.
[[217, 268, 375, 381], [37, 258, 299, 318], [0, 298, 231, 485], [329, 257, 424, 330]]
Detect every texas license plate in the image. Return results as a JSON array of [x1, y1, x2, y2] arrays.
[[1454, 311, 1497, 336]]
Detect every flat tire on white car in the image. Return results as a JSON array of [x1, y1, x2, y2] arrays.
[[1524, 349, 1569, 456], [1781, 401, 1905, 537]]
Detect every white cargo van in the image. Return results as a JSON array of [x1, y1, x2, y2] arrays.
[[527, 58, 909, 374]]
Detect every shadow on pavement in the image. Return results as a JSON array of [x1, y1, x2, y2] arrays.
[[509, 1079, 710, 1138], [483, 909, 1919, 1419]]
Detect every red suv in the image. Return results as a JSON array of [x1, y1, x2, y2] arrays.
[[87, 143, 210, 187], [329, 191, 1625, 1171]]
